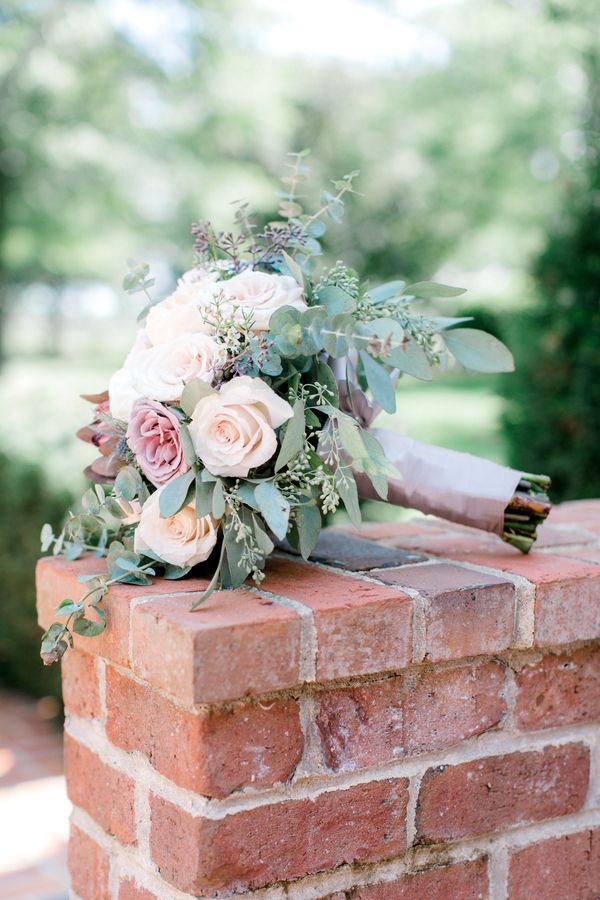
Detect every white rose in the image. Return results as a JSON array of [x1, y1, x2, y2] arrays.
[[130, 333, 226, 403], [108, 329, 151, 422], [205, 269, 307, 332], [146, 285, 215, 346], [124, 328, 152, 365], [134, 490, 217, 568], [188, 375, 293, 477], [108, 368, 141, 422]]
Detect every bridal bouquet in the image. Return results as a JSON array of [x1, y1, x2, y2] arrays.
[[40, 154, 550, 665]]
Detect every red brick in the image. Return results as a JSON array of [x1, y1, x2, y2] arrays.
[[416, 743, 589, 842], [550, 499, 600, 524], [427, 549, 600, 584], [383, 530, 505, 558], [150, 778, 409, 894], [380, 519, 596, 556], [374, 563, 515, 661], [316, 662, 506, 772], [508, 829, 600, 900], [105, 665, 303, 797], [558, 546, 600, 565], [403, 663, 506, 756], [64, 733, 136, 844], [533, 568, 600, 647], [263, 557, 413, 680], [37, 556, 208, 667], [119, 877, 158, 900], [417, 553, 600, 648], [353, 858, 489, 899], [131, 589, 302, 704], [61, 650, 102, 720], [515, 646, 600, 731], [68, 824, 109, 899], [340, 520, 448, 543]]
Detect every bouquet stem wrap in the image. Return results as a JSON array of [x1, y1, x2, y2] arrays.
[[354, 429, 522, 536]]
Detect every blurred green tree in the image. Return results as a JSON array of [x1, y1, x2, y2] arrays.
[[502, 6, 600, 500], [0, 451, 69, 699], [0, 0, 590, 366]]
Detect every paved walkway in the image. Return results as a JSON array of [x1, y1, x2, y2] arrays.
[[0, 691, 69, 899]]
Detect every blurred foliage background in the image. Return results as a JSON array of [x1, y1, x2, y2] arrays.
[[0, 0, 598, 698]]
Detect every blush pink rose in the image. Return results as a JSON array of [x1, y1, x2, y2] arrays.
[[126, 399, 190, 487]]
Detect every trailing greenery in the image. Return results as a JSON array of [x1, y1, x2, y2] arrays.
[[0, 451, 69, 697]]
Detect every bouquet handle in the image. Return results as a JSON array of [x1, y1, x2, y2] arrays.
[[354, 428, 522, 536]]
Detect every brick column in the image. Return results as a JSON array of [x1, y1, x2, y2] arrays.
[[37, 499, 600, 899]]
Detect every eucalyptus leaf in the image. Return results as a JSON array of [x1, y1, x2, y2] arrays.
[[114, 467, 140, 502], [190, 538, 226, 609], [307, 218, 325, 238], [63, 541, 85, 561], [368, 280, 406, 303], [442, 328, 515, 373], [236, 482, 258, 509], [195, 475, 214, 518], [386, 339, 433, 381], [104, 497, 127, 519], [161, 563, 192, 579], [72, 612, 106, 637], [321, 314, 355, 357], [180, 379, 215, 417], [429, 316, 474, 330], [268, 305, 302, 334], [82, 488, 101, 514], [281, 250, 305, 287], [359, 350, 396, 413], [40, 523, 54, 552], [275, 399, 305, 472], [252, 514, 275, 555], [295, 503, 321, 559], [334, 468, 361, 528], [254, 481, 290, 540], [405, 281, 467, 299], [212, 479, 226, 519], [313, 360, 339, 405], [115, 556, 143, 572], [223, 526, 251, 588], [316, 284, 355, 315], [179, 423, 197, 466], [56, 599, 84, 616], [159, 469, 196, 518], [336, 412, 368, 463]]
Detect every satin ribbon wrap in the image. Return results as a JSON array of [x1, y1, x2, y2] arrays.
[[332, 358, 522, 536], [355, 429, 522, 536]]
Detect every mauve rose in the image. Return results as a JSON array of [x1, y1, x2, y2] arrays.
[[126, 399, 190, 487]]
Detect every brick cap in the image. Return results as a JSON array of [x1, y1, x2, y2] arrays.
[[36, 500, 600, 703]]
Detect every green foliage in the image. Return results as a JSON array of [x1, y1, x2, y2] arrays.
[[502, 165, 600, 500], [502, 31, 600, 502], [0, 452, 69, 698]]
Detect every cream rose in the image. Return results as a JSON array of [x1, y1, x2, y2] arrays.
[[205, 269, 307, 332], [108, 329, 151, 421], [188, 375, 293, 477], [130, 333, 226, 403], [108, 367, 141, 422], [146, 286, 215, 346], [134, 489, 217, 568]]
